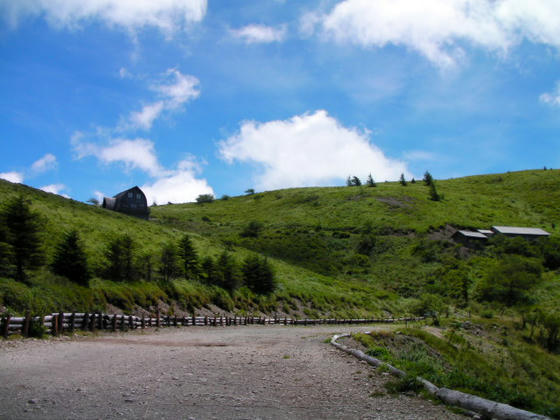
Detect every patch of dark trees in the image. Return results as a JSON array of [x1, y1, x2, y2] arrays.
[[0, 196, 276, 296]]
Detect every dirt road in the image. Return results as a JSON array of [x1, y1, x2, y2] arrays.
[[0, 325, 463, 419]]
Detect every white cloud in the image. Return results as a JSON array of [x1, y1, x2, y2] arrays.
[[31, 153, 57, 174], [73, 137, 163, 177], [2, 0, 207, 35], [128, 101, 165, 130], [141, 159, 214, 205], [315, 0, 560, 68], [540, 82, 560, 106], [40, 183, 68, 196], [219, 110, 408, 190], [123, 69, 200, 130], [0, 171, 24, 183], [231, 24, 287, 44]]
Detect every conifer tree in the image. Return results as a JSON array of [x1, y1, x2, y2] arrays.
[[399, 173, 407, 186], [429, 181, 441, 201], [51, 230, 90, 286], [242, 255, 276, 294], [201, 255, 217, 285], [178, 234, 198, 279], [423, 171, 434, 186], [159, 242, 179, 282], [216, 251, 240, 293], [105, 234, 136, 282], [1, 196, 44, 282], [366, 174, 376, 187]]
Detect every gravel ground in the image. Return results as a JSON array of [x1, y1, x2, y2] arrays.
[[0, 325, 465, 419]]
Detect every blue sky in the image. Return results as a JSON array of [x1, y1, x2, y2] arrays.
[[1, 0, 560, 204]]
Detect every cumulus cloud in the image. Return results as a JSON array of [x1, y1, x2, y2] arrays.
[[219, 110, 408, 190], [73, 136, 213, 204], [142, 158, 214, 205], [231, 24, 287, 44], [123, 69, 200, 130], [0, 171, 24, 183], [40, 183, 68, 197], [73, 137, 163, 177], [314, 0, 560, 68], [1, 0, 207, 35], [540, 82, 560, 106], [31, 153, 57, 174]]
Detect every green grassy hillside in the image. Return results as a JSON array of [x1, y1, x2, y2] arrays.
[[1, 169, 559, 321]]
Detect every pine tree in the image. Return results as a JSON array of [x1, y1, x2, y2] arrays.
[[216, 251, 240, 293], [242, 255, 276, 294], [346, 176, 352, 186], [1, 196, 44, 282], [201, 255, 217, 285], [429, 181, 441, 201], [105, 234, 136, 282], [50, 230, 90, 286], [351, 176, 362, 186], [366, 174, 376, 187], [159, 242, 179, 282], [423, 171, 433, 186], [178, 234, 199, 279], [399, 173, 407, 186]]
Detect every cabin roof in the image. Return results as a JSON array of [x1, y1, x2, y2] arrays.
[[477, 229, 494, 235], [492, 226, 550, 236], [114, 186, 143, 199], [456, 230, 488, 239]]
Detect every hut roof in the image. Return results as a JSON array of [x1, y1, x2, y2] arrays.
[[491, 226, 550, 236], [456, 230, 488, 239]]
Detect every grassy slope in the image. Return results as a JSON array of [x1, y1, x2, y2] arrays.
[[1, 169, 559, 317], [0, 180, 401, 317], [151, 169, 560, 295]]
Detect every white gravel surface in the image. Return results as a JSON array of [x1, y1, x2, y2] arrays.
[[0, 325, 465, 419]]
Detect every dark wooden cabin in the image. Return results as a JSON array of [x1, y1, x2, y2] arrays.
[[102, 186, 149, 219]]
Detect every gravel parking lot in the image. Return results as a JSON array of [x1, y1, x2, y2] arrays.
[[0, 325, 464, 419]]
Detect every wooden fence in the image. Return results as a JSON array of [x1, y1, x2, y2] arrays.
[[0, 312, 424, 338]]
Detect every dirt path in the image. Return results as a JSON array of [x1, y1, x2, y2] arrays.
[[0, 325, 464, 419]]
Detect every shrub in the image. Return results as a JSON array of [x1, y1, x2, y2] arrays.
[[240, 221, 263, 238], [196, 194, 214, 204]]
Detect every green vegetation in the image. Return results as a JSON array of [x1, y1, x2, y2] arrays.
[[0, 169, 559, 343], [355, 323, 560, 418]]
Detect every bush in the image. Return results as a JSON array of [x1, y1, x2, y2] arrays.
[[240, 221, 263, 238], [196, 194, 214, 204]]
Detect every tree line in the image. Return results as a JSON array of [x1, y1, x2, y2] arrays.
[[0, 196, 276, 295]]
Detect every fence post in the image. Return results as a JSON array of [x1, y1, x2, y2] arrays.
[[156, 309, 161, 328], [69, 312, 76, 332], [141, 315, 145, 329], [82, 312, 89, 330], [22, 312, 31, 338], [2, 314, 11, 338], [51, 314, 59, 336]]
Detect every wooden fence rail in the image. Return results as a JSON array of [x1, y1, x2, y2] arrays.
[[0, 312, 424, 338]]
